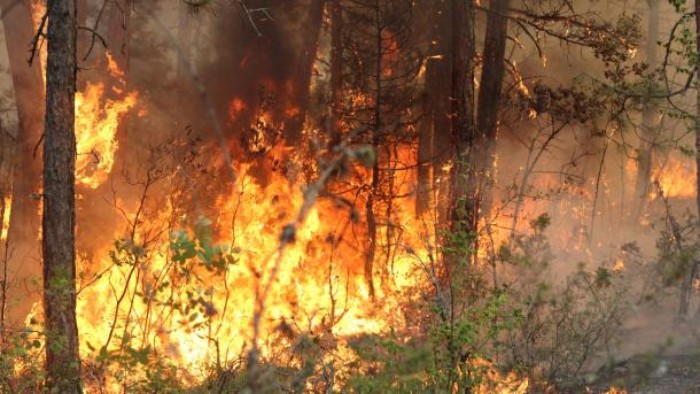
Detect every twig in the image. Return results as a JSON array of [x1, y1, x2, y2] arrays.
[[83, 0, 110, 61], [28, 12, 48, 66]]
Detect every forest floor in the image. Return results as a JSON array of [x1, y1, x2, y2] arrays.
[[589, 312, 700, 393]]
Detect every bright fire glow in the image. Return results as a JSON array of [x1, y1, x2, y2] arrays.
[[75, 53, 138, 188], [68, 158, 432, 388], [1, 196, 10, 241], [654, 152, 696, 199]]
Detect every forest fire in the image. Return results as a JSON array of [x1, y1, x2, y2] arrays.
[[4, 0, 700, 392], [69, 138, 432, 389]]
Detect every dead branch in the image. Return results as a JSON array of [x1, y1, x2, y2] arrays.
[[27, 11, 47, 66]]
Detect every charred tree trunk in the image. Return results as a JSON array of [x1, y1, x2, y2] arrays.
[[330, 0, 343, 147], [286, 0, 326, 144], [476, 0, 509, 217], [416, 0, 451, 217], [634, 0, 659, 221], [1, 0, 46, 326], [364, 4, 384, 300], [43, 0, 81, 391], [449, 0, 476, 237], [0, 118, 12, 340], [0, 119, 11, 228]]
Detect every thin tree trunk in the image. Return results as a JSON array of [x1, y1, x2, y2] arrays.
[[286, 0, 326, 144], [635, 0, 659, 221], [43, 0, 81, 391], [330, 0, 343, 148], [445, 3, 475, 384], [0, 118, 11, 221], [449, 0, 476, 235], [0, 0, 46, 326], [0, 118, 13, 344], [364, 2, 383, 300], [416, 0, 451, 217], [476, 0, 509, 217]]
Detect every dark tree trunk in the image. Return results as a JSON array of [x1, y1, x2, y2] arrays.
[[449, 0, 476, 235], [0, 118, 12, 338], [0, 118, 11, 224], [286, 0, 326, 144], [43, 0, 81, 391], [634, 0, 659, 220], [364, 4, 384, 300], [476, 0, 509, 216], [416, 0, 451, 217], [330, 0, 343, 147], [0, 0, 46, 326], [477, 0, 508, 138]]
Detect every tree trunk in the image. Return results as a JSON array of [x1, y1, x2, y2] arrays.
[[0, 0, 46, 326], [416, 0, 451, 217], [476, 0, 509, 217], [286, 0, 326, 144], [449, 0, 476, 236], [0, 118, 11, 225], [43, 0, 81, 391], [634, 0, 659, 221], [0, 118, 13, 339], [364, 4, 384, 300], [330, 0, 343, 148]]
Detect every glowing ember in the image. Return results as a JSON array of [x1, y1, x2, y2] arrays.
[[229, 98, 247, 118]]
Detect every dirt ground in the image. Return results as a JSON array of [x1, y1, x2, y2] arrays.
[[588, 313, 700, 394]]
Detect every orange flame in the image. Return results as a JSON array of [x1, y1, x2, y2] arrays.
[[653, 152, 696, 199], [75, 53, 138, 188], [1, 196, 10, 241]]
